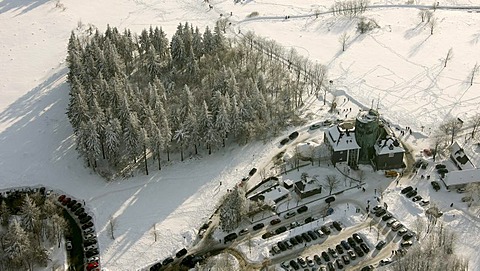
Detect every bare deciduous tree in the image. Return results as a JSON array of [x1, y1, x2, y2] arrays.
[[324, 175, 340, 195], [444, 48, 453, 68], [439, 118, 463, 145], [418, 9, 428, 22], [429, 16, 437, 35], [470, 113, 480, 139], [470, 62, 479, 86], [339, 32, 350, 52]]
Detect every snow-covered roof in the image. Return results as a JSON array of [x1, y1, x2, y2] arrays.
[[325, 123, 360, 151], [444, 168, 480, 187], [248, 185, 290, 203], [374, 136, 404, 155], [450, 141, 476, 170], [295, 178, 322, 193]]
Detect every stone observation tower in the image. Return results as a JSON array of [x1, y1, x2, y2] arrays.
[[355, 109, 380, 164]]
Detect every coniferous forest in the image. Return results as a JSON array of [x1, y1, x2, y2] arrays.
[[66, 22, 327, 179]]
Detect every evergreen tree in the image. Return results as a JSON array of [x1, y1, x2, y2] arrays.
[[19, 195, 41, 235], [3, 220, 30, 269], [219, 186, 247, 232]]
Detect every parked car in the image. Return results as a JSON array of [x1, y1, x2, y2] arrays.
[[78, 213, 88, 220], [375, 208, 387, 217], [58, 195, 66, 202], [67, 199, 77, 209], [360, 243, 370, 253], [435, 164, 446, 169], [284, 240, 293, 249], [431, 181, 441, 191], [397, 227, 408, 236], [275, 226, 287, 234], [85, 249, 99, 258], [280, 261, 290, 270], [80, 215, 92, 224], [290, 260, 300, 270], [341, 240, 350, 250], [335, 259, 344, 269], [342, 255, 350, 265], [262, 232, 274, 239], [354, 245, 364, 257], [71, 202, 82, 211], [347, 237, 356, 247], [335, 244, 344, 254], [309, 123, 322, 130], [327, 262, 335, 271], [224, 233, 238, 244], [150, 262, 162, 271], [84, 239, 97, 247], [270, 218, 281, 225], [401, 186, 413, 194], [295, 235, 304, 244], [289, 131, 299, 140], [162, 257, 174, 266], [297, 257, 307, 268], [301, 232, 312, 242], [457, 187, 467, 193], [332, 221, 342, 231], [386, 219, 398, 227], [290, 221, 300, 229], [66, 240, 72, 250], [376, 240, 386, 250], [297, 205, 308, 214], [277, 241, 287, 251], [353, 233, 363, 243], [325, 196, 336, 204], [419, 199, 430, 206], [401, 240, 413, 247], [315, 228, 325, 238], [437, 168, 449, 174], [306, 256, 315, 267], [61, 197, 71, 206], [253, 223, 264, 231], [280, 138, 289, 145], [412, 195, 423, 202], [284, 211, 296, 219], [87, 262, 99, 271], [290, 237, 299, 246], [361, 265, 374, 271], [308, 230, 318, 240], [347, 250, 356, 260], [305, 216, 315, 223], [382, 213, 393, 221], [74, 208, 85, 215], [328, 247, 338, 258], [314, 254, 322, 265], [83, 244, 98, 252], [462, 196, 473, 202], [82, 221, 94, 230], [239, 228, 249, 236], [321, 251, 330, 262], [84, 233, 96, 240], [403, 232, 415, 241], [406, 190, 418, 198], [380, 257, 393, 266], [88, 256, 99, 263], [321, 225, 331, 235], [248, 168, 257, 176]]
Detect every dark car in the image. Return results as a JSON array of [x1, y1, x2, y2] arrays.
[[321, 225, 331, 235], [328, 247, 338, 258], [342, 254, 350, 265], [253, 223, 264, 231], [162, 257, 174, 266], [277, 241, 287, 251], [289, 131, 299, 140], [431, 181, 441, 191], [375, 208, 387, 217], [341, 240, 350, 250], [262, 232, 274, 239], [314, 254, 322, 265], [249, 168, 257, 176], [82, 221, 94, 230], [58, 194, 66, 202], [67, 200, 77, 209], [275, 226, 287, 235], [289, 259, 300, 270], [412, 195, 422, 202], [332, 221, 342, 231], [437, 168, 448, 174], [382, 213, 393, 221], [224, 233, 238, 244], [327, 262, 335, 271], [406, 190, 417, 198], [150, 262, 162, 271], [347, 237, 356, 247], [290, 237, 299, 246], [376, 240, 386, 250], [325, 196, 336, 204], [435, 164, 446, 169], [360, 243, 370, 253], [83, 238, 97, 247], [321, 251, 330, 262], [176, 248, 188, 258], [360, 265, 375, 271], [403, 232, 415, 241], [347, 250, 356, 260], [305, 216, 315, 223], [297, 205, 308, 214], [352, 233, 364, 243], [335, 259, 344, 269], [85, 249, 98, 258], [78, 213, 88, 220], [71, 202, 82, 212], [75, 208, 85, 216], [295, 235, 304, 244], [335, 244, 344, 254], [80, 216, 92, 224], [62, 197, 71, 206], [301, 232, 312, 242], [401, 186, 413, 194], [308, 230, 318, 240], [353, 245, 364, 257], [280, 138, 290, 145], [270, 218, 281, 225]]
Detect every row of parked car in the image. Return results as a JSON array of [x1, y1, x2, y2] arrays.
[[400, 186, 429, 206], [280, 233, 371, 271], [57, 194, 99, 271], [149, 248, 204, 271]]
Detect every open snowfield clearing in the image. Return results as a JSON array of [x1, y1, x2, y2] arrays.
[[1, 0, 480, 270]]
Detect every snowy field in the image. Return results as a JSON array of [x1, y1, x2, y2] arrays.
[[1, 0, 480, 270]]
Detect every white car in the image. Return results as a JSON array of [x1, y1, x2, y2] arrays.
[[380, 257, 393, 266], [83, 227, 95, 235], [419, 200, 430, 206], [84, 233, 96, 241], [84, 244, 98, 252], [284, 211, 296, 219]]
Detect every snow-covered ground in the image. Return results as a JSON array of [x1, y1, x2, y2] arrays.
[[1, 0, 480, 270]]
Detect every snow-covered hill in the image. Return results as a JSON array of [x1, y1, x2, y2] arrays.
[[1, 0, 480, 270]]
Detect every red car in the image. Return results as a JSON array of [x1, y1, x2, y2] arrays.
[[87, 262, 99, 271], [62, 197, 71, 206], [58, 195, 66, 202]]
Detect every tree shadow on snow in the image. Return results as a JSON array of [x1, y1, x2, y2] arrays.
[[0, 0, 51, 15]]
